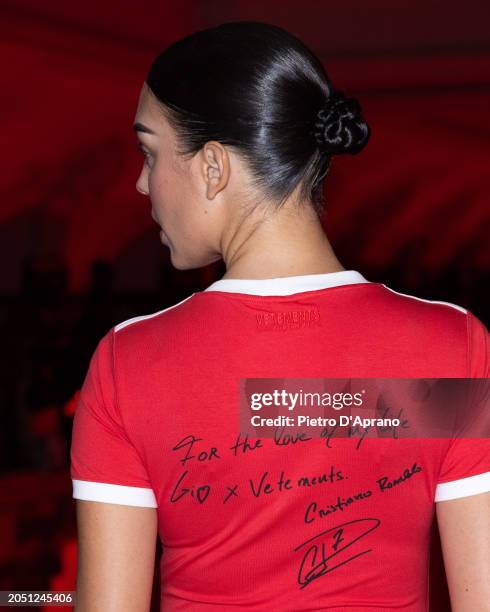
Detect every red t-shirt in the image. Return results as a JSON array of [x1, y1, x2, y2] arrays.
[[70, 270, 489, 611]]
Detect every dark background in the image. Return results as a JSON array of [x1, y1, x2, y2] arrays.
[[0, 1, 488, 610]]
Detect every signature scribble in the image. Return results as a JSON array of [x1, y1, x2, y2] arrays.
[[294, 518, 381, 588]]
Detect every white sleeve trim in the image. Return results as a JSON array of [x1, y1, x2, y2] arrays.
[[435, 471, 490, 502], [72, 479, 158, 508]]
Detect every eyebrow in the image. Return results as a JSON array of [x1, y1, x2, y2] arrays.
[[133, 122, 156, 135]]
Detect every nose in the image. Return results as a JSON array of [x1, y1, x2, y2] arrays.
[[136, 171, 149, 196], [136, 182, 148, 196]]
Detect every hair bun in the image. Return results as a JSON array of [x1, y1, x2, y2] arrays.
[[313, 89, 370, 156]]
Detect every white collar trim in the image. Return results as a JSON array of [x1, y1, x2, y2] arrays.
[[203, 269, 369, 296]]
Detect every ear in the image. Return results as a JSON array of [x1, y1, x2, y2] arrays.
[[201, 141, 231, 200]]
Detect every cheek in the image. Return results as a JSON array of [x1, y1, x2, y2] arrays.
[[148, 166, 171, 208], [147, 159, 201, 242], [148, 167, 186, 227]]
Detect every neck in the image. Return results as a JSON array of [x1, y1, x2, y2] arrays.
[[220, 199, 345, 280]]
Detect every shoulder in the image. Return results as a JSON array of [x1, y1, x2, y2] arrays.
[[108, 292, 199, 357], [373, 282, 469, 333], [378, 282, 468, 315], [114, 293, 197, 334], [374, 282, 488, 376]]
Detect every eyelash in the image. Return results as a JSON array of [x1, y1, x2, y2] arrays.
[[136, 143, 152, 167]]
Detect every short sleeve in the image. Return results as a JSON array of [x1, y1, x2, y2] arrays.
[[435, 438, 490, 502], [434, 311, 490, 502], [70, 328, 158, 507]]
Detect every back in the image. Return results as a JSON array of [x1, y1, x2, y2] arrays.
[[71, 270, 489, 611]]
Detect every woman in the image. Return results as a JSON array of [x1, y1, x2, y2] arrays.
[[70, 21, 489, 611]]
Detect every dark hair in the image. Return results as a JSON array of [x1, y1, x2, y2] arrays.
[[146, 21, 370, 215]]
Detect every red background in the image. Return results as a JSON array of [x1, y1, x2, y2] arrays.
[[0, 2, 489, 610], [1, 1, 488, 293]]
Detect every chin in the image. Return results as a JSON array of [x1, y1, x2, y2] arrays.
[[168, 251, 216, 271], [169, 259, 192, 271], [168, 251, 195, 271]]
